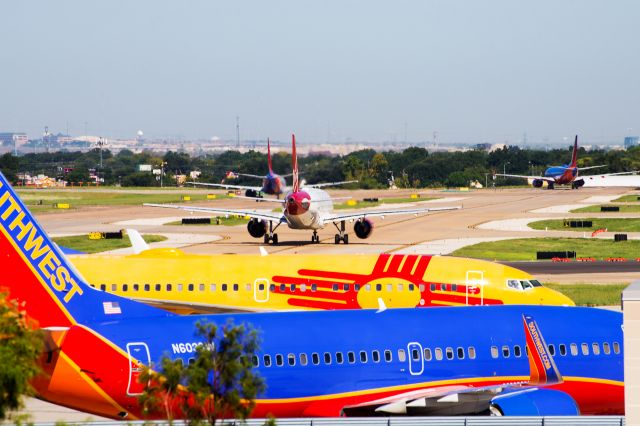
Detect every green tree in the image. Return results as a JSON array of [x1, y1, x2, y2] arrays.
[[0, 293, 43, 420], [139, 319, 265, 425]]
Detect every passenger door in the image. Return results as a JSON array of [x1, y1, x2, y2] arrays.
[[254, 278, 270, 303], [465, 270, 485, 305], [407, 342, 424, 376], [126, 342, 151, 396]]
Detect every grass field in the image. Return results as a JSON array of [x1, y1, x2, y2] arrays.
[[452, 237, 640, 261], [545, 283, 628, 306], [52, 234, 167, 254], [571, 204, 640, 213], [529, 218, 640, 232], [16, 190, 230, 212], [612, 194, 640, 203], [165, 216, 250, 226], [334, 196, 436, 210]]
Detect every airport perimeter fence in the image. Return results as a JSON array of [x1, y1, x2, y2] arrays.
[[31, 416, 625, 426]]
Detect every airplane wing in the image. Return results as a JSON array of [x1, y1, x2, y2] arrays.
[[494, 173, 556, 183], [576, 165, 607, 171], [236, 173, 265, 179], [143, 203, 285, 223], [189, 182, 263, 192], [304, 180, 358, 188], [325, 205, 461, 223]]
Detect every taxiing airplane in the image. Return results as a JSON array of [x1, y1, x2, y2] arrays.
[[69, 245, 574, 314], [495, 136, 606, 189], [0, 171, 624, 419], [147, 134, 461, 244]]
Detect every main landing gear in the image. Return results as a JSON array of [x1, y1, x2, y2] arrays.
[[264, 221, 281, 245], [311, 230, 320, 243], [333, 220, 349, 244]]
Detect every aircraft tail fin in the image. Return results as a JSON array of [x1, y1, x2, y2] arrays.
[[292, 134, 299, 192], [267, 138, 273, 173], [522, 314, 563, 386], [0, 172, 173, 329], [570, 135, 578, 167]]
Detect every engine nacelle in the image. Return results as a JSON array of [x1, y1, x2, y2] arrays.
[[354, 219, 374, 239], [532, 179, 544, 188], [490, 389, 579, 416], [247, 219, 267, 238], [573, 179, 585, 188], [245, 189, 263, 198]]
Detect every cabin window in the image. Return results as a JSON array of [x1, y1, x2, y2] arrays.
[[424, 348, 432, 361], [441, 284, 446, 291], [324, 352, 332, 365], [233, 284, 238, 292], [335, 352, 344, 364], [514, 345, 522, 358], [457, 347, 465, 359], [360, 351, 368, 363], [312, 353, 320, 365], [199, 284, 205, 291], [311, 283, 317, 292], [300, 284, 307, 292], [592, 343, 600, 355], [111, 284, 117, 292], [175, 358, 184, 366], [452, 284, 457, 292], [343, 283, 350, 291], [365, 284, 371, 292], [275, 354, 284, 367], [372, 350, 380, 363], [434, 348, 443, 361], [270, 284, 276, 292], [613, 342, 621, 354], [559, 344, 567, 356], [290, 284, 296, 292], [521, 280, 533, 290], [603, 342, 611, 355], [144, 284, 150, 292], [122, 284, 128, 292], [332, 283, 339, 291], [398, 349, 406, 362], [251, 355, 259, 367], [581, 343, 589, 356], [570, 343, 578, 356], [502, 346, 510, 358], [386, 284, 393, 292], [154, 284, 160, 291], [548, 344, 555, 356], [210, 284, 216, 292], [446, 347, 454, 360], [354, 284, 361, 291], [245, 284, 251, 292], [188, 358, 195, 365], [491, 346, 499, 359], [299, 353, 308, 366], [263, 355, 271, 367], [177, 284, 183, 292], [468, 347, 476, 359], [287, 353, 296, 366], [430, 283, 436, 292], [279, 284, 286, 292], [376, 284, 382, 292], [398, 284, 404, 292], [529, 280, 543, 287], [408, 284, 415, 291], [222, 284, 228, 292], [348, 351, 356, 364], [188, 284, 194, 291], [100, 284, 106, 291], [507, 279, 521, 290], [384, 350, 392, 362], [412, 348, 421, 361], [133, 284, 139, 291], [418, 284, 424, 292], [166, 284, 172, 291]]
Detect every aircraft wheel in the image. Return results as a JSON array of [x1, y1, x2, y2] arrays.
[[343, 234, 349, 244], [335, 234, 340, 244], [272, 234, 278, 245], [264, 235, 270, 244]]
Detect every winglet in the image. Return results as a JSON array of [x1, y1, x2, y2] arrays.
[[522, 314, 563, 386], [267, 138, 273, 173], [570, 135, 578, 167], [292, 134, 299, 192], [127, 229, 150, 254]]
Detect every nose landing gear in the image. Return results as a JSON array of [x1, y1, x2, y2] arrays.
[[311, 231, 320, 243], [333, 220, 349, 244]]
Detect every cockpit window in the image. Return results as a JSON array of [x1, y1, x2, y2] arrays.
[[507, 279, 539, 291], [507, 280, 522, 290], [529, 279, 543, 287], [521, 280, 533, 290]]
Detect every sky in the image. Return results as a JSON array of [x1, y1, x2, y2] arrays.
[[1, 1, 639, 145]]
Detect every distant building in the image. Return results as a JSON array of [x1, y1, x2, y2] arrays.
[[0, 132, 28, 147], [624, 136, 639, 149]]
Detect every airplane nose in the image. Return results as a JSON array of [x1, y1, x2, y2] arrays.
[[538, 288, 575, 306]]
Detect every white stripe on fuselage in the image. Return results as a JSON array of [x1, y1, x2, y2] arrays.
[[284, 187, 333, 230]]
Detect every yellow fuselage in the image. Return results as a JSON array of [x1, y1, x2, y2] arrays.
[[69, 250, 574, 313]]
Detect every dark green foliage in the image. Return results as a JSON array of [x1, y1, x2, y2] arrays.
[[0, 293, 43, 420], [139, 320, 265, 425]]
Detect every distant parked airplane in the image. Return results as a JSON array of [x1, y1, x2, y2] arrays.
[[0, 171, 624, 419], [495, 136, 606, 189], [147, 134, 461, 244]]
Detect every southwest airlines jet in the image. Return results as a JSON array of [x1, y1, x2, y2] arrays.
[[0, 171, 624, 419], [495, 136, 606, 189], [68, 248, 574, 314], [147, 134, 461, 244]]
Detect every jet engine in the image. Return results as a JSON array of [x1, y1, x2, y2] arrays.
[[354, 218, 374, 239], [489, 389, 579, 416], [245, 189, 263, 198], [532, 179, 544, 188], [573, 179, 585, 188], [247, 219, 267, 238]]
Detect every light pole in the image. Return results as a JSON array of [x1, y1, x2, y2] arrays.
[[97, 137, 106, 168], [503, 162, 510, 175], [160, 161, 167, 188]]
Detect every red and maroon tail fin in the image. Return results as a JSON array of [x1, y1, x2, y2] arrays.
[[292, 134, 299, 192], [267, 138, 273, 173], [522, 314, 563, 386], [569, 135, 578, 167]]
